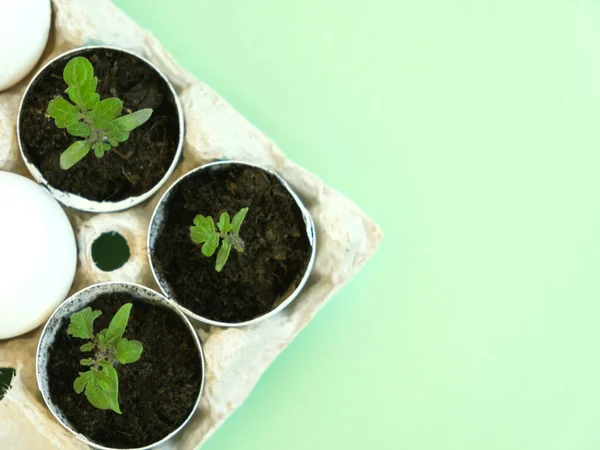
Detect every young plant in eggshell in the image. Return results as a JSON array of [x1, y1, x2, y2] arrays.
[[47, 56, 153, 170]]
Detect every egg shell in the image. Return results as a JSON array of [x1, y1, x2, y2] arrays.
[[0, 0, 52, 91], [0, 171, 77, 339]]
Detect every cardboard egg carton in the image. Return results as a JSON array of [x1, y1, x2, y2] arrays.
[[0, 1, 382, 448]]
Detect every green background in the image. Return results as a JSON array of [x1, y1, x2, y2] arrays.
[[112, 1, 600, 449]]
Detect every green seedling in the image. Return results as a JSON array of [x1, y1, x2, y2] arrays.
[[190, 207, 249, 272], [47, 56, 153, 170], [67, 303, 143, 414]]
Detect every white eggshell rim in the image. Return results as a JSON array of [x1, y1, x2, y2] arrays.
[[36, 282, 205, 450], [148, 160, 317, 328], [17, 45, 185, 213]]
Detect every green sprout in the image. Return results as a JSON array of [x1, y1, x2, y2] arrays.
[[46, 56, 153, 170], [67, 303, 143, 414], [190, 207, 249, 272]]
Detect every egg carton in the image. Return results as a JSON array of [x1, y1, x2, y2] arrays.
[[0, 1, 383, 449]]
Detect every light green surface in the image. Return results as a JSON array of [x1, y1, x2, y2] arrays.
[[113, 1, 600, 449]]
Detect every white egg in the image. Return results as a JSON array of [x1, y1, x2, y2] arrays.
[[0, 172, 77, 339], [0, 0, 51, 91]]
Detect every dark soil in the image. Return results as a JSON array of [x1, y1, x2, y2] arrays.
[[151, 164, 313, 324], [47, 293, 202, 448], [19, 48, 180, 202]]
